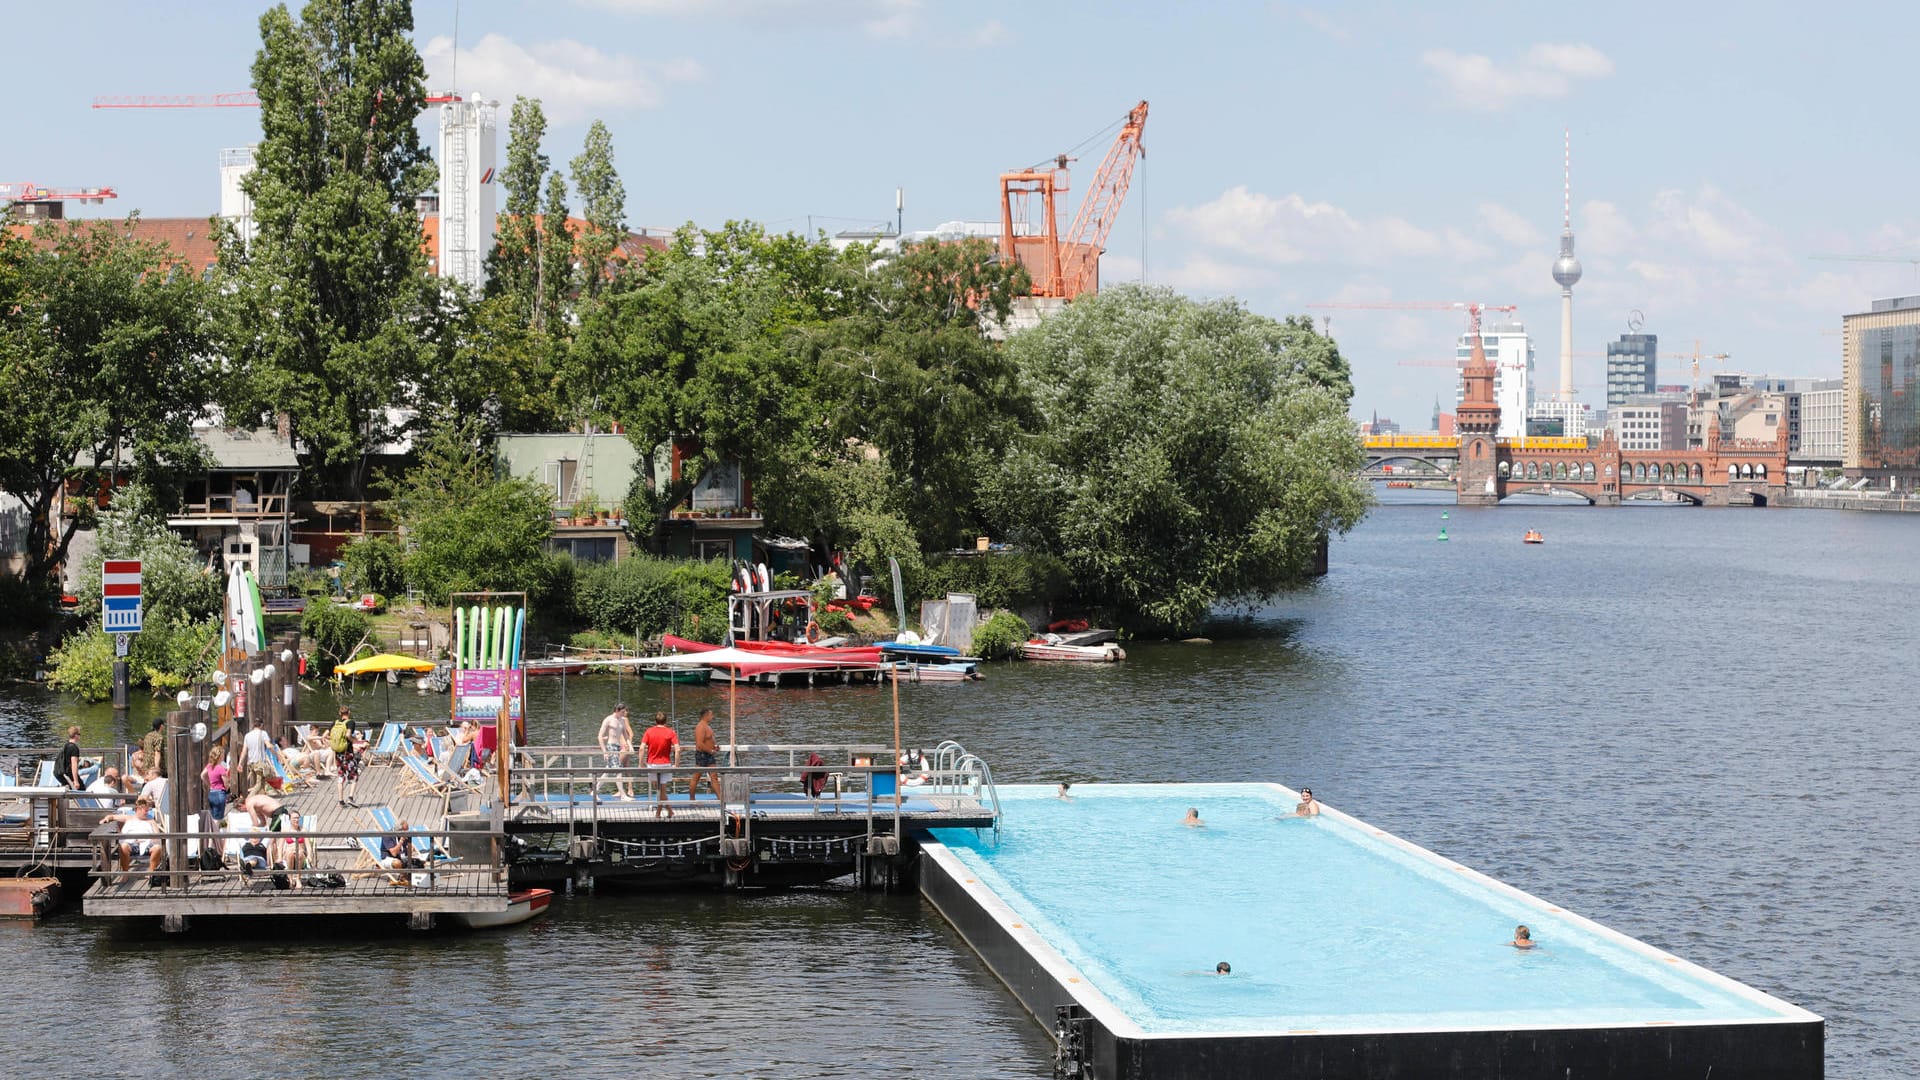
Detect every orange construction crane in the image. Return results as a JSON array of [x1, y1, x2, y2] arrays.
[[999, 100, 1148, 300], [0, 182, 117, 204]]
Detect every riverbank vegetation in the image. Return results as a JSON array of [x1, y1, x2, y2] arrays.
[[2, 0, 1369, 691]]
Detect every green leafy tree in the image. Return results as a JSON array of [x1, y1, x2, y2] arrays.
[[486, 95, 548, 318], [384, 419, 554, 605], [218, 0, 437, 496], [539, 170, 576, 332], [570, 119, 626, 302], [987, 285, 1371, 634], [821, 237, 1030, 548], [0, 218, 215, 584]]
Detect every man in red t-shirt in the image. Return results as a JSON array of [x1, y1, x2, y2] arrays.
[[640, 712, 680, 817]]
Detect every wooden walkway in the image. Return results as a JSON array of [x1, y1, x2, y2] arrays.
[[82, 761, 507, 919]]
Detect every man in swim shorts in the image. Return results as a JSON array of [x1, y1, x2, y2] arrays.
[[686, 707, 721, 802], [598, 703, 634, 799], [640, 712, 679, 817]]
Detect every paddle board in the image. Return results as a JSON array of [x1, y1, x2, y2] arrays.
[[494, 607, 509, 668], [454, 607, 466, 670], [477, 605, 491, 670], [757, 562, 771, 592], [511, 607, 525, 670], [224, 570, 243, 656], [246, 569, 267, 652]]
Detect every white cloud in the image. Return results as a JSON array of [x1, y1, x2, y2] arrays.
[[1578, 199, 1636, 257], [960, 19, 1012, 48], [1478, 202, 1541, 248], [421, 34, 703, 122], [1645, 184, 1777, 262], [1168, 185, 1450, 266], [581, 0, 920, 38], [1420, 42, 1613, 111]]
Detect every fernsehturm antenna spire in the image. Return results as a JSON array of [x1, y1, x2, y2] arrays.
[[1551, 129, 1582, 400]]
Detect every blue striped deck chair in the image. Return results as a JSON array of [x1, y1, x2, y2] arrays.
[[396, 753, 451, 810], [265, 745, 310, 791], [368, 723, 405, 764]]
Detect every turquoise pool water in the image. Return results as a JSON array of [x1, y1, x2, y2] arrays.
[[930, 784, 1801, 1035]]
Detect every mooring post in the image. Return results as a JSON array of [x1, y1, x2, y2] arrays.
[[408, 911, 435, 931]]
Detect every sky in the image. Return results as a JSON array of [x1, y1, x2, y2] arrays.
[[10, 0, 1920, 427]]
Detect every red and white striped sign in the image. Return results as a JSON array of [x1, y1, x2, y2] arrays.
[[102, 559, 142, 633]]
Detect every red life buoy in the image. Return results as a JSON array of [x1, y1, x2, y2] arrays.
[[806, 621, 822, 643]]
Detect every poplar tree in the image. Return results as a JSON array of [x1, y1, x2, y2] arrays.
[[538, 171, 575, 332], [486, 95, 548, 317], [570, 119, 626, 301], [219, 0, 436, 496]]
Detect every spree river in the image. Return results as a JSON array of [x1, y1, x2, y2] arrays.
[[2, 490, 1913, 1078]]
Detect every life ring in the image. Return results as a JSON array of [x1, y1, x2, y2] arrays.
[[805, 620, 822, 643]]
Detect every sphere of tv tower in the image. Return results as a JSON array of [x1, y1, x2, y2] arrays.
[[1552, 236, 1582, 288]]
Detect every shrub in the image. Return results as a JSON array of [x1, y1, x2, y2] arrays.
[[568, 628, 627, 651], [572, 556, 735, 644], [46, 629, 115, 701], [920, 552, 1069, 610], [970, 609, 1030, 661], [302, 602, 376, 675], [340, 535, 407, 597], [815, 609, 854, 637]]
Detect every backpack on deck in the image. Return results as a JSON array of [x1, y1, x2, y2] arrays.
[[330, 720, 350, 755]]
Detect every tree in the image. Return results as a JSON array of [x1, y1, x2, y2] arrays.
[[383, 419, 556, 605], [486, 96, 548, 318], [218, 0, 437, 496], [821, 237, 1031, 548], [0, 218, 215, 585], [570, 119, 626, 302], [538, 170, 575, 333], [987, 285, 1372, 634]]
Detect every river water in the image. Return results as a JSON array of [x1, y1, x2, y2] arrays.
[[2, 490, 1913, 1077]]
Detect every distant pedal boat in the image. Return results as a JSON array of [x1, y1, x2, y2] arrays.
[[1023, 636, 1125, 662]]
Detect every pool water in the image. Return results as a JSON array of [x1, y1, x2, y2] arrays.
[[931, 784, 1804, 1035]]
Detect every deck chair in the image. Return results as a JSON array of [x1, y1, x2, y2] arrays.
[[396, 753, 451, 809], [265, 746, 310, 791], [368, 723, 405, 764]]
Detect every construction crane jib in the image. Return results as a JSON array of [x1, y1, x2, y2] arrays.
[[999, 100, 1148, 300]]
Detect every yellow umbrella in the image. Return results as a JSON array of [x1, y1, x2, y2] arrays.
[[335, 653, 437, 677], [334, 653, 437, 724]]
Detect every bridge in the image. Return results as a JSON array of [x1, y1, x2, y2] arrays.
[[1363, 356, 1789, 507]]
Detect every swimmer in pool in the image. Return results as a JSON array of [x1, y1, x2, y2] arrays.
[[1184, 961, 1232, 976], [1294, 788, 1320, 817], [1510, 925, 1535, 949], [1056, 782, 1072, 800], [1182, 807, 1204, 827]]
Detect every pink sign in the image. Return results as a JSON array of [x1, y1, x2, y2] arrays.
[[453, 669, 524, 721]]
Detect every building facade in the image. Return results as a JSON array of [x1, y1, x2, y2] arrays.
[[1842, 295, 1920, 475], [1611, 401, 1688, 452], [1453, 321, 1535, 440], [1528, 398, 1592, 439], [1605, 333, 1658, 406], [1797, 379, 1844, 461]]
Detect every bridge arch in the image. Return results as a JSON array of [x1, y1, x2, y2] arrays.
[[1502, 484, 1596, 506]]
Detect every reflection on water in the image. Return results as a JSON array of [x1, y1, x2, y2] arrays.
[[2, 493, 1914, 1076]]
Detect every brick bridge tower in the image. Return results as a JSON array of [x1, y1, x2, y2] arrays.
[[1455, 309, 1503, 506]]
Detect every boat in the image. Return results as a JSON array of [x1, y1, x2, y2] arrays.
[[1522, 530, 1545, 544], [888, 659, 981, 682], [452, 887, 553, 929], [640, 666, 710, 685], [1023, 635, 1126, 662], [877, 641, 963, 659], [522, 657, 595, 677]]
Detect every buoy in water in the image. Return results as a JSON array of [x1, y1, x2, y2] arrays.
[[1442, 511, 1450, 519], [1437, 527, 1449, 541]]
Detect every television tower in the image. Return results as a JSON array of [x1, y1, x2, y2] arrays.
[[1551, 130, 1582, 400]]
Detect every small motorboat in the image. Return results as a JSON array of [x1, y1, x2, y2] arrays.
[[640, 666, 710, 685], [1522, 530, 1545, 545], [452, 887, 553, 929], [887, 659, 981, 682], [1022, 635, 1126, 662]]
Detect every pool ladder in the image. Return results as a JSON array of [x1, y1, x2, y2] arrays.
[[927, 740, 1002, 843]]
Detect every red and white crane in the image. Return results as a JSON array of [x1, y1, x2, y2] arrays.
[[999, 100, 1148, 300], [0, 182, 118, 204]]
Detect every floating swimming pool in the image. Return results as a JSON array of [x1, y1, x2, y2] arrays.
[[922, 783, 1821, 1079]]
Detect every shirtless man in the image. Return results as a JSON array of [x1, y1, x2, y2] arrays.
[[1182, 807, 1205, 827], [1294, 788, 1321, 817], [244, 791, 291, 832], [685, 708, 721, 802], [1510, 925, 1536, 950], [598, 704, 634, 799]]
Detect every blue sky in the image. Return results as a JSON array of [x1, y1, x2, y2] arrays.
[[10, 1, 1920, 426]]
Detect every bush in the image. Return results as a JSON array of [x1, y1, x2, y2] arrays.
[[572, 556, 735, 644], [847, 509, 923, 606], [286, 566, 335, 599], [920, 552, 1069, 610], [815, 609, 854, 637], [46, 629, 115, 701], [970, 609, 1031, 661], [567, 628, 628, 651], [340, 535, 407, 597], [302, 602, 376, 674]]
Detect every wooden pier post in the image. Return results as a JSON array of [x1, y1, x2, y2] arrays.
[[166, 709, 190, 889]]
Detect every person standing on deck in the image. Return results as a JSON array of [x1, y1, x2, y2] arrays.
[[203, 755, 230, 824], [242, 719, 274, 776], [330, 708, 362, 808], [598, 704, 635, 800], [58, 725, 84, 790], [640, 712, 680, 818], [142, 717, 168, 779], [686, 708, 721, 803]]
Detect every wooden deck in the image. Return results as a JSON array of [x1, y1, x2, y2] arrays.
[[82, 761, 507, 919]]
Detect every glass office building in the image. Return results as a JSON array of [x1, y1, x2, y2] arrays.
[[1606, 333, 1658, 407], [1842, 297, 1920, 474]]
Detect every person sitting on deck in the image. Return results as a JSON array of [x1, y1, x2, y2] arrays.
[[125, 748, 149, 786], [379, 820, 422, 885], [274, 814, 308, 889], [103, 796, 166, 882], [301, 726, 338, 778], [85, 767, 124, 801]]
